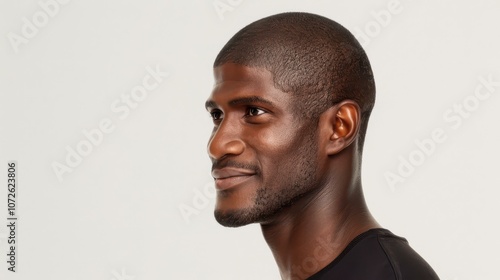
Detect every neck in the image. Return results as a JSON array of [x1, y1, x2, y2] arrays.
[[260, 155, 380, 279]]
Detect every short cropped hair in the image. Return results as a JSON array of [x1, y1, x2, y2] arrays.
[[214, 12, 376, 151]]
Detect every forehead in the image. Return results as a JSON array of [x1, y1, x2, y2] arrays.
[[207, 63, 290, 108], [213, 62, 270, 85]]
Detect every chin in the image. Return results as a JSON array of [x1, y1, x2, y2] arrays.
[[214, 208, 256, 227], [213, 201, 283, 227], [213, 187, 259, 226], [213, 183, 296, 227]]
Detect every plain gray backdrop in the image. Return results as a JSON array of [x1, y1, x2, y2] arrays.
[[1, 0, 499, 279]]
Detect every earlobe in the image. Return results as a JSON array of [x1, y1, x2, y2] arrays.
[[325, 101, 360, 155]]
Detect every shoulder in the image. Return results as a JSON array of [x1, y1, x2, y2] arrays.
[[308, 228, 440, 280], [376, 229, 440, 280]]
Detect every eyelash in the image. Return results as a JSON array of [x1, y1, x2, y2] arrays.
[[209, 110, 223, 121], [209, 107, 266, 122], [245, 107, 266, 117]]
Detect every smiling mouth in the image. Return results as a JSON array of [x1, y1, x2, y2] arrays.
[[212, 167, 256, 191]]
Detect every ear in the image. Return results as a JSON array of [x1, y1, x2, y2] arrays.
[[319, 100, 361, 156]]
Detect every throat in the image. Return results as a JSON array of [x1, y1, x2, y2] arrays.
[[259, 191, 380, 280]]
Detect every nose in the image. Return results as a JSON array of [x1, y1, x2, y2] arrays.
[[207, 118, 245, 161]]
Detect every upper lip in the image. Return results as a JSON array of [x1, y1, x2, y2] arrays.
[[212, 167, 256, 179]]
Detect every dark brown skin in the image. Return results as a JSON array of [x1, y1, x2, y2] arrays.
[[206, 63, 380, 280]]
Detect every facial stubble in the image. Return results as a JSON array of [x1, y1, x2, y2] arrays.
[[214, 124, 320, 227]]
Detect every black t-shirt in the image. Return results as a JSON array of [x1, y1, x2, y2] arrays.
[[307, 228, 440, 280]]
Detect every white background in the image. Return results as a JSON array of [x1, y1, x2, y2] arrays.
[[0, 0, 499, 279]]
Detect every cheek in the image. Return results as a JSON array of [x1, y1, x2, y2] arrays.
[[249, 123, 317, 177], [248, 124, 300, 157]]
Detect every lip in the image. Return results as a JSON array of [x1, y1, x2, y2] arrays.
[[212, 167, 256, 191]]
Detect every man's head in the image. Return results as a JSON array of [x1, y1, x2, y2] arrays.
[[206, 12, 375, 227]]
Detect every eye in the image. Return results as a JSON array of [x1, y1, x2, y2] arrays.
[[246, 107, 266, 117], [209, 109, 223, 122]]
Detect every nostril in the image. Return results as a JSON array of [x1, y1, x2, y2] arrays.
[[207, 120, 245, 159], [208, 136, 245, 160]]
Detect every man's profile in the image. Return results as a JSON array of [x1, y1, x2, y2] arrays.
[[205, 12, 439, 280]]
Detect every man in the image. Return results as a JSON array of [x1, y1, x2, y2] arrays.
[[205, 12, 439, 280]]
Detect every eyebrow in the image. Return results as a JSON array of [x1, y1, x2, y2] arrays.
[[205, 96, 275, 110]]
